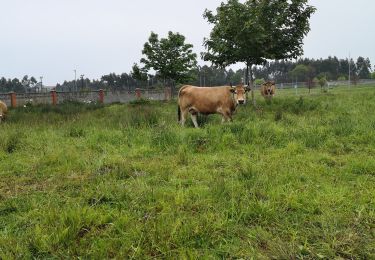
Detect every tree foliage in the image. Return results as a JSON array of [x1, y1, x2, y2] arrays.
[[253, 56, 372, 82], [356, 56, 372, 79], [290, 64, 309, 82], [0, 76, 40, 93], [202, 0, 316, 77], [140, 31, 197, 84], [131, 63, 148, 83]]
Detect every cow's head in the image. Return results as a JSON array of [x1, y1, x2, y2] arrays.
[[263, 81, 276, 96], [230, 83, 250, 105]]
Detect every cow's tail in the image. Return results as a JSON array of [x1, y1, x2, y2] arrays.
[[178, 105, 181, 122], [177, 85, 189, 123]]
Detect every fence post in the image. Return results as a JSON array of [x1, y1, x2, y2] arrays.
[[9, 92, 17, 108], [51, 90, 57, 105], [98, 89, 104, 104], [135, 88, 141, 99]]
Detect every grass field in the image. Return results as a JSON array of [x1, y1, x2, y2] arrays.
[[0, 86, 374, 259]]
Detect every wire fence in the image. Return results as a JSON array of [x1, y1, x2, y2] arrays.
[[255, 79, 375, 90], [1, 80, 374, 108]]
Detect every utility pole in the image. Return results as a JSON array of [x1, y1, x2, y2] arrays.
[[348, 53, 351, 88], [40, 76, 43, 92], [198, 66, 202, 87], [74, 69, 77, 91]]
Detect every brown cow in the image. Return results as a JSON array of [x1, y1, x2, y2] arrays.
[[260, 81, 276, 101], [0, 100, 8, 123], [178, 84, 249, 128]]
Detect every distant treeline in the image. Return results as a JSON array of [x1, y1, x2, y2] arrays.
[[253, 56, 373, 83], [1, 56, 373, 93]]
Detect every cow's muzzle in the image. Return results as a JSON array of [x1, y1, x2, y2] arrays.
[[238, 100, 245, 105]]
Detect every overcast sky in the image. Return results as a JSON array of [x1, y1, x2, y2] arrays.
[[0, 0, 373, 85]]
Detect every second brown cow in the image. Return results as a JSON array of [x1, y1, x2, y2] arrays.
[[260, 81, 276, 101]]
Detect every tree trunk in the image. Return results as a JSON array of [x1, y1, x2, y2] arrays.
[[245, 64, 249, 85], [248, 63, 256, 107]]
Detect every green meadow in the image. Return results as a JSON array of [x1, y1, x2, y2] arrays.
[[0, 86, 374, 259]]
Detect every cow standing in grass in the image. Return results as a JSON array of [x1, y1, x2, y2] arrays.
[[178, 84, 249, 128], [260, 81, 276, 101], [0, 100, 8, 123]]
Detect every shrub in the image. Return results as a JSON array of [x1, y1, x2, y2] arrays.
[[318, 77, 327, 88], [129, 98, 151, 106], [254, 78, 265, 86]]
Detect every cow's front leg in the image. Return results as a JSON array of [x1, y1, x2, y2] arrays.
[[221, 112, 232, 124]]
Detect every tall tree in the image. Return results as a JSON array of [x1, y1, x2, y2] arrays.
[[356, 56, 371, 79], [202, 0, 315, 105], [290, 64, 309, 82], [131, 63, 148, 87], [349, 58, 357, 84], [101, 73, 117, 89], [139, 31, 197, 86]]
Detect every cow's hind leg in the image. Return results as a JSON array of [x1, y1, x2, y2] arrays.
[[191, 114, 199, 128], [180, 108, 189, 127], [188, 108, 199, 128]]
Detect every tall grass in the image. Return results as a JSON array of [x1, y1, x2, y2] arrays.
[[0, 87, 374, 258]]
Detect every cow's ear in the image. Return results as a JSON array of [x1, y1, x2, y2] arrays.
[[245, 85, 251, 92], [230, 88, 236, 93]]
